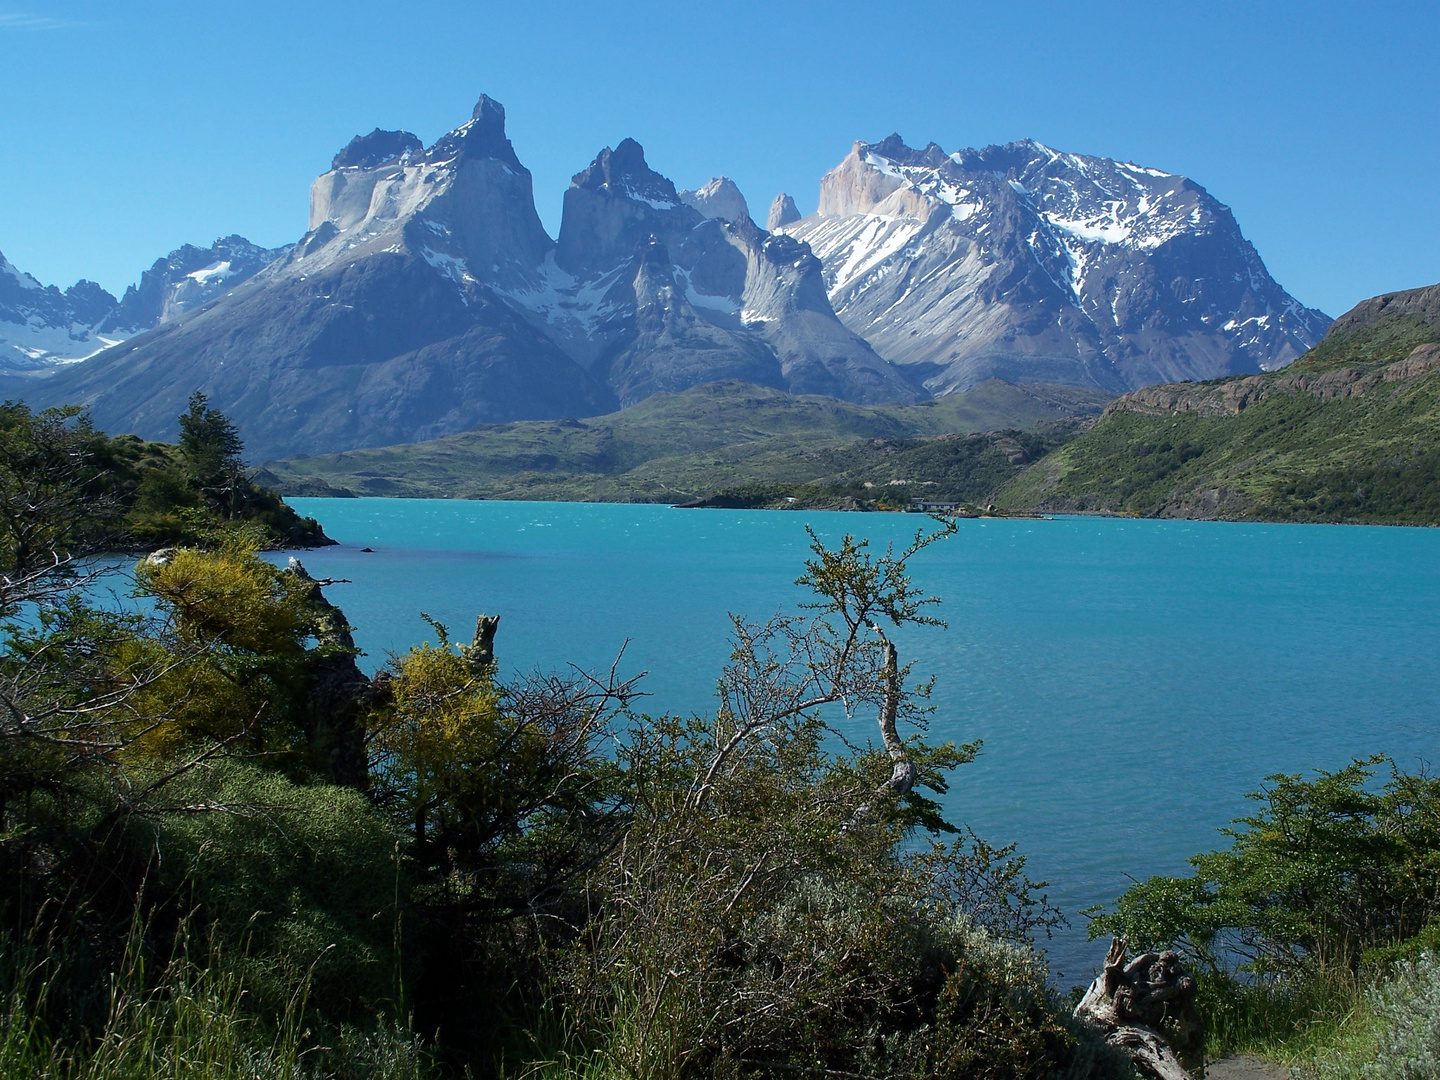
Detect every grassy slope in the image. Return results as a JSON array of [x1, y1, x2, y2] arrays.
[[257, 379, 1111, 503], [996, 310, 1440, 524]]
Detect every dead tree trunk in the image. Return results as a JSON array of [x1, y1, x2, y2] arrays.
[[1074, 936, 1205, 1080], [286, 557, 373, 790]]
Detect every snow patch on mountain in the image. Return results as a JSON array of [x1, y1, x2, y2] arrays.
[[781, 135, 1331, 392]]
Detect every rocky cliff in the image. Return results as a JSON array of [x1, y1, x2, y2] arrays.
[[778, 136, 1330, 395]]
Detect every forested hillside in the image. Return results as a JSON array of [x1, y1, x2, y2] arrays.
[[1, 392, 330, 552], [996, 284, 1440, 524]]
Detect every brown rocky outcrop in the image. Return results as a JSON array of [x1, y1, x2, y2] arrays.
[[1106, 342, 1440, 419]]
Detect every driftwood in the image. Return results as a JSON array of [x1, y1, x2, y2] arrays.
[[1074, 936, 1204, 1080], [461, 614, 500, 669]]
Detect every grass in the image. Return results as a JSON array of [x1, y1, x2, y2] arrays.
[[996, 311, 1440, 524], [0, 925, 431, 1080], [255, 379, 1111, 503], [1198, 969, 1382, 1067]]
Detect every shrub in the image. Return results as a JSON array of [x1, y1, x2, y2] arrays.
[[144, 761, 402, 1021], [1090, 757, 1440, 977]]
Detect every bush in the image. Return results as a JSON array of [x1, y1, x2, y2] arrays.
[[1090, 757, 1440, 977], [144, 762, 402, 1021], [1360, 952, 1440, 1080]]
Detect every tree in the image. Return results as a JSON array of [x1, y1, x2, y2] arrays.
[[1089, 757, 1440, 977], [544, 523, 1090, 1080], [0, 402, 120, 585], [178, 391, 246, 518]]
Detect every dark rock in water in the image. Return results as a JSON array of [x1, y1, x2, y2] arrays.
[[285, 557, 372, 791], [767, 192, 801, 230]]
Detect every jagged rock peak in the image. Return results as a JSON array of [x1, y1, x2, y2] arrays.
[[862, 134, 950, 168], [570, 138, 679, 205], [332, 128, 424, 170], [767, 193, 801, 230], [678, 177, 750, 223], [423, 93, 524, 171]]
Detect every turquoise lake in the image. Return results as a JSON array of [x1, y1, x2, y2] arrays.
[[283, 498, 1440, 984]]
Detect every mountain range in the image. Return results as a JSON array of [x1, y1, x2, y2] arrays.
[[0, 236, 282, 372], [7, 94, 1330, 460], [776, 136, 1331, 394]]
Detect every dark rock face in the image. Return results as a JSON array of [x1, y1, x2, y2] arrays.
[[780, 136, 1331, 394], [1325, 282, 1440, 338], [603, 236, 786, 406], [767, 193, 801, 230], [421, 94, 525, 171], [38, 254, 612, 459], [332, 128, 423, 170], [524, 139, 919, 404], [26, 95, 618, 458], [14, 98, 1324, 455]]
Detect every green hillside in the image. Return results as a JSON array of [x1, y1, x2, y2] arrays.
[[996, 284, 1440, 524], [257, 378, 1110, 505]]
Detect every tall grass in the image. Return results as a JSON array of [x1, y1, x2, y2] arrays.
[[1198, 967, 1378, 1063], [1196, 957, 1440, 1078], [0, 923, 431, 1080]]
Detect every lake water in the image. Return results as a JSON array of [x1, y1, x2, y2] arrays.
[[282, 498, 1440, 985]]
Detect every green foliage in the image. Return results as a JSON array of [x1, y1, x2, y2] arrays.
[[0, 919, 434, 1080], [996, 314, 1440, 524], [1290, 312, 1440, 374], [1091, 758, 1440, 977], [146, 762, 401, 1020], [175, 391, 251, 524], [257, 380, 1107, 502], [1192, 967, 1372, 1062], [0, 403, 121, 575], [0, 397, 329, 554], [1347, 952, 1440, 1080], [125, 537, 323, 758], [527, 525, 1121, 1080], [368, 635, 621, 924]]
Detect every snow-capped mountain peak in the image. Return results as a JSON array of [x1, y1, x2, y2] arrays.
[[568, 138, 683, 209], [782, 134, 1330, 393], [300, 93, 553, 292]]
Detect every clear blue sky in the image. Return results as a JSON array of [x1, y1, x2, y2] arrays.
[[2, 0, 1436, 318]]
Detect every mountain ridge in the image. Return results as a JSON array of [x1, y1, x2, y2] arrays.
[[993, 282, 1440, 523], [779, 134, 1330, 394], [11, 93, 1329, 464]]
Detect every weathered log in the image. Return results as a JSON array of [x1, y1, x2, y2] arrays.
[[1074, 936, 1204, 1080], [461, 614, 500, 670]]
